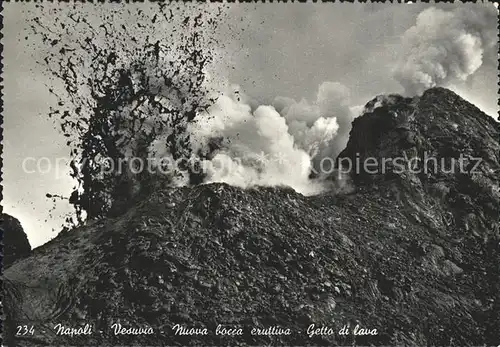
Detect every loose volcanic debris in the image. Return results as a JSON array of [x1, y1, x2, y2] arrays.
[[29, 4, 228, 225]]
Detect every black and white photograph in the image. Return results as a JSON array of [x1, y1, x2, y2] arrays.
[[1, 1, 499, 346]]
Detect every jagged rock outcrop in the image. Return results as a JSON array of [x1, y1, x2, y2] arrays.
[[4, 88, 500, 346], [1, 213, 31, 268]]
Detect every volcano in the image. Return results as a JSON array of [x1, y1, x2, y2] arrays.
[[3, 87, 499, 346]]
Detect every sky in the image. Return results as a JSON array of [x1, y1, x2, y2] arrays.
[[3, 2, 498, 248]]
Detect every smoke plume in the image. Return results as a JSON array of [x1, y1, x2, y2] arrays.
[[394, 6, 497, 95]]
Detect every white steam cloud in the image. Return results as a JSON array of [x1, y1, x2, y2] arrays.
[[394, 6, 498, 95], [184, 82, 357, 195]]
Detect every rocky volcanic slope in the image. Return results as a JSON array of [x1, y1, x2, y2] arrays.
[[4, 88, 499, 346]]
